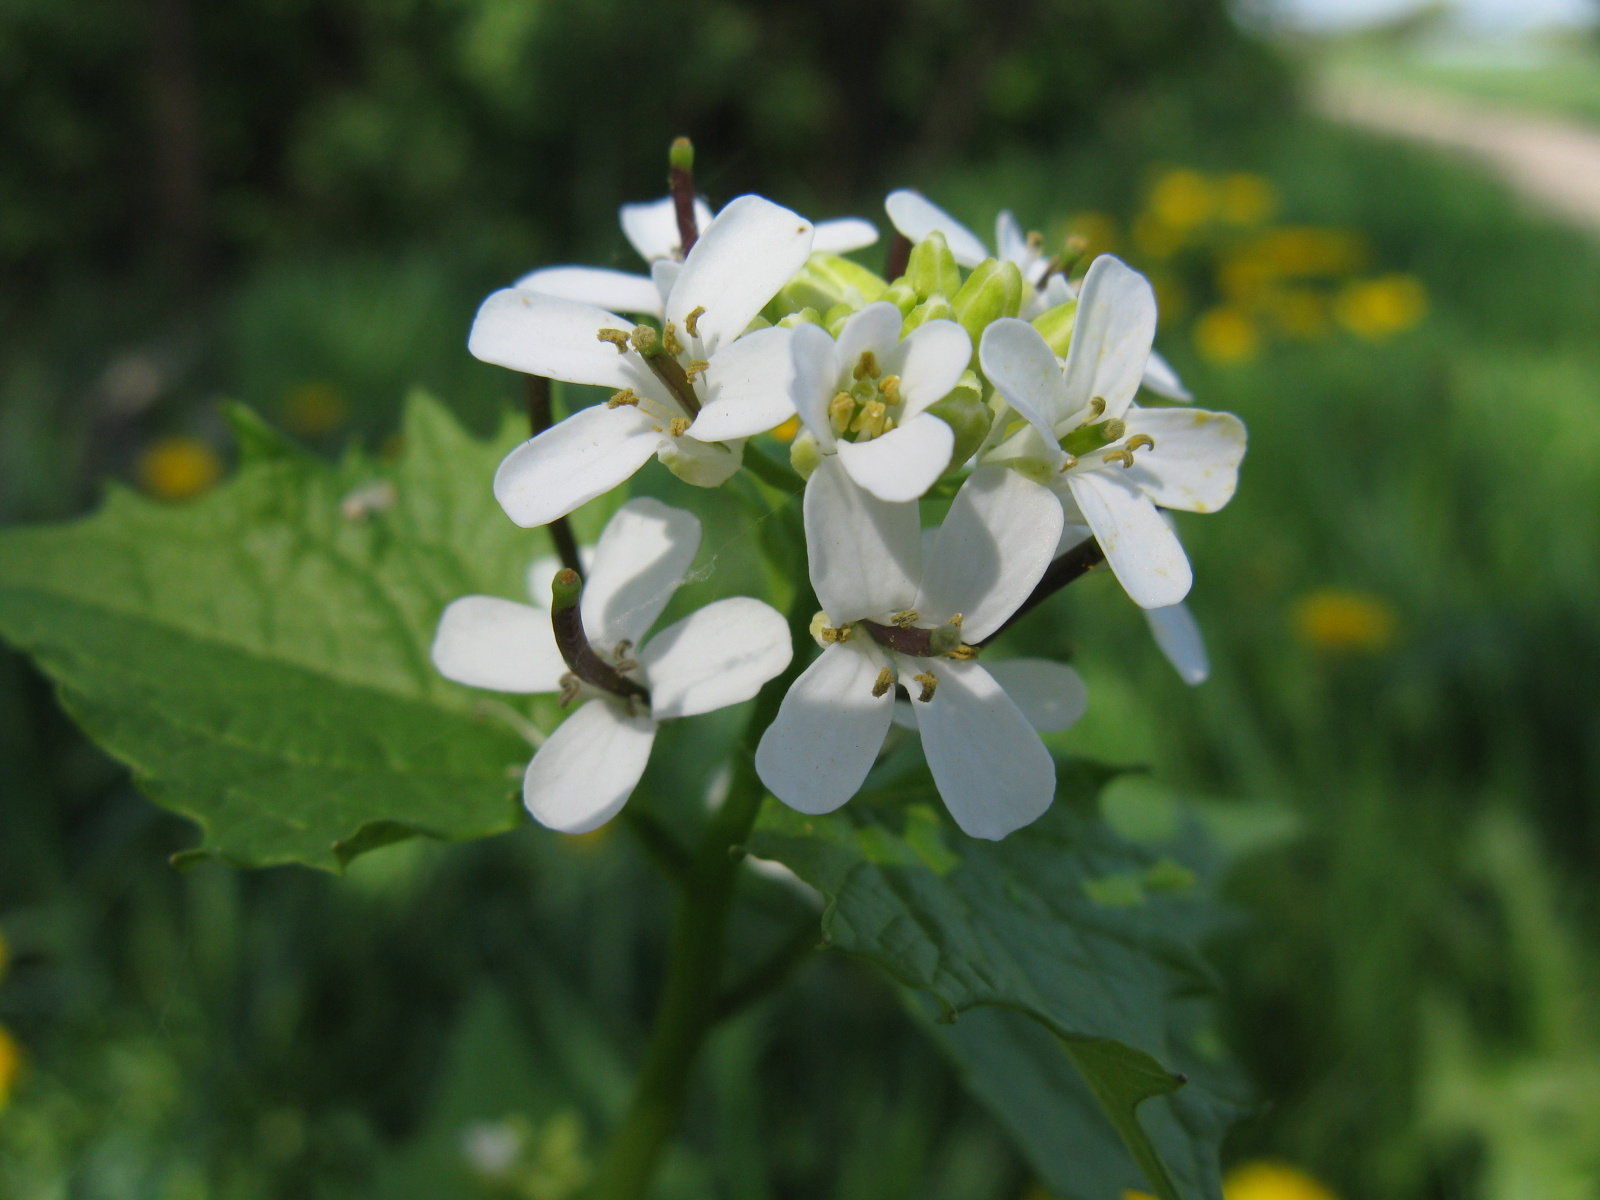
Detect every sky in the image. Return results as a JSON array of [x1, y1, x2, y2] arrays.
[[1266, 0, 1595, 31]]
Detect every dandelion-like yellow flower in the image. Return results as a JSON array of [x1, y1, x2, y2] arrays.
[[1292, 588, 1398, 653], [1149, 169, 1216, 231], [137, 436, 222, 500], [1335, 275, 1428, 340], [770, 415, 801, 443], [1255, 228, 1368, 278], [1225, 1160, 1340, 1200], [282, 381, 351, 437], [1194, 307, 1260, 365]]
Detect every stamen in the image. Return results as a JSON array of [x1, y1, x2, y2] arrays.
[[1088, 397, 1106, 419], [662, 321, 683, 356], [685, 359, 710, 384], [598, 328, 631, 354], [613, 639, 634, 659], [829, 392, 855, 437], [913, 671, 938, 703], [559, 672, 581, 707], [683, 306, 705, 338], [669, 417, 690, 437], [891, 609, 920, 628], [629, 325, 658, 354], [853, 350, 880, 380], [607, 388, 641, 408], [1103, 449, 1135, 469], [821, 623, 853, 643], [1058, 455, 1079, 472], [945, 644, 979, 660], [850, 400, 888, 440], [1126, 433, 1155, 453], [950, 613, 963, 627], [1100, 418, 1126, 442], [871, 667, 894, 698], [878, 375, 901, 405]]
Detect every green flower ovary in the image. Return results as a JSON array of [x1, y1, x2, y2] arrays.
[[828, 351, 904, 443]]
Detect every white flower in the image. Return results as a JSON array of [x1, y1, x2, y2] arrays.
[[979, 255, 1246, 609], [471, 196, 816, 527], [885, 188, 1190, 399], [787, 301, 972, 502], [431, 498, 792, 834], [755, 459, 1082, 840], [516, 194, 879, 320]]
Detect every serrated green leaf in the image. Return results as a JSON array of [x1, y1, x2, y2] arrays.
[[746, 762, 1244, 1200], [0, 391, 554, 871]]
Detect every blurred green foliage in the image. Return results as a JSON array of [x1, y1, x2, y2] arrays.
[[4, 0, 1600, 1197]]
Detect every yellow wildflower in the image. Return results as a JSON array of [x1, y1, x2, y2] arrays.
[[1194, 307, 1260, 365], [1335, 275, 1428, 340], [1226, 1160, 1340, 1200], [0, 1023, 19, 1110], [1254, 228, 1368, 277], [282, 381, 351, 436], [770, 415, 801, 443], [1292, 589, 1398, 653], [1218, 173, 1280, 226], [137, 436, 222, 500], [1148, 169, 1215, 231]]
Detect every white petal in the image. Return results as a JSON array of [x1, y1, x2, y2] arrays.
[[1121, 407, 1246, 513], [984, 658, 1088, 731], [836, 413, 954, 503], [432, 596, 564, 693], [1061, 255, 1157, 421], [835, 302, 905, 372], [813, 217, 880, 253], [755, 643, 893, 815], [1145, 603, 1209, 685], [524, 699, 656, 833], [689, 325, 796, 442], [979, 318, 1071, 446], [619, 195, 713, 262], [888, 318, 972, 417], [1141, 350, 1192, 402], [788, 322, 840, 451], [1068, 470, 1192, 608], [641, 597, 792, 719], [995, 210, 1028, 266], [667, 195, 814, 356], [883, 190, 989, 267], [513, 267, 663, 316], [494, 405, 663, 528], [651, 259, 680, 306], [804, 456, 921, 623], [916, 465, 1062, 641], [656, 432, 745, 487], [468, 290, 660, 394], [583, 497, 702, 649], [915, 659, 1055, 839]]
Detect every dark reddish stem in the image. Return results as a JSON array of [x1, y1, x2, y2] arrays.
[[669, 137, 698, 256], [979, 536, 1107, 646], [884, 233, 913, 282]]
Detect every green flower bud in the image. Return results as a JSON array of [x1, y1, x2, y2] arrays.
[[882, 280, 919, 315], [952, 258, 1024, 347], [926, 370, 993, 473], [901, 294, 954, 336], [1032, 299, 1078, 356], [770, 253, 888, 319], [777, 307, 823, 329], [789, 430, 824, 479], [905, 232, 961, 302], [1060, 418, 1126, 457], [551, 567, 583, 612], [824, 303, 855, 337]]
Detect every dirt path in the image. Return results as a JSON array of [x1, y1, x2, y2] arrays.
[[1314, 74, 1600, 234]]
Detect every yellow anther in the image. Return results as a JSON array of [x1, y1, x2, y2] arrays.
[[950, 613, 963, 627], [850, 400, 889, 440], [1126, 433, 1155, 453], [913, 671, 939, 703], [684, 306, 706, 338], [685, 359, 710, 384], [878, 374, 901, 405], [613, 639, 634, 659], [1058, 454, 1079, 472], [629, 324, 658, 353], [853, 350, 880, 380], [598, 328, 631, 353], [1103, 449, 1135, 469], [945, 644, 979, 660], [1100, 418, 1126, 442], [559, 672, 581, 706], [607, 388, 641, 408], [662, 321, 683, 356], [821, 624, 853, 643], [829, 392, 855, 437], [891, 609, 920, 628], [871, 667, 894, 698], [669, 416, 691, 437], [1088, 397, 1106, 418]]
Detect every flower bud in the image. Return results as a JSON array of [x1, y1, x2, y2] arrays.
[[905, 232, 961, 302], [777, 307, 823, 329], [925, 371, 992, 473], [789, 430, 824, 478], [901, 294, 954, 336], [824, 304, 855, 337], [668, 137, 694, 172], [881, 280, 919, 315], [1032, 299, 1078, 356], [771, 253, 889, 318], [952, 259, 1024, 346]]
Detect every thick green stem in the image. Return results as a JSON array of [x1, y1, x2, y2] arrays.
[[587, 594, 813, 1200]]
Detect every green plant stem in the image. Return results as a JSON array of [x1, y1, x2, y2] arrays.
[[587, 595, 813, 1200], [712, 916, 819, 1021]]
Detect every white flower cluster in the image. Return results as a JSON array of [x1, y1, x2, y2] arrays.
[[435, 167, 1245, 841]]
